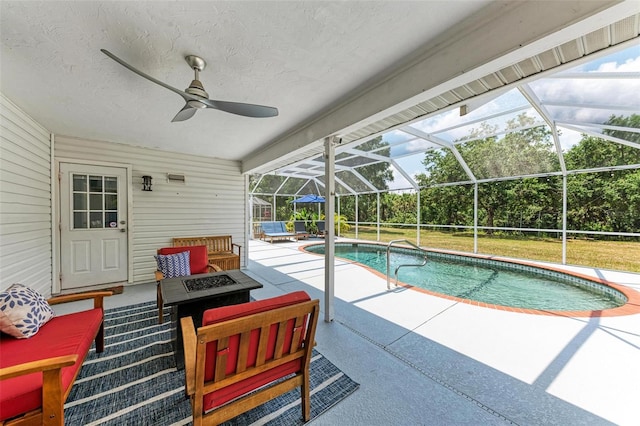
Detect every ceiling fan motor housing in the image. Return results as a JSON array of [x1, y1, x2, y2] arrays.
[[186, 79, 208, 98]]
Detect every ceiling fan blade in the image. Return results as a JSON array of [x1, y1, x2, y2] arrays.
[[171, 104, 197, 122], [101, 49, 194, 103], [201, 99, 279, 118]]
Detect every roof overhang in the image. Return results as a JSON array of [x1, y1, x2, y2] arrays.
[[242, 0, 638, 175]]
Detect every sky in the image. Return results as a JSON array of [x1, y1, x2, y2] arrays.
[[372, 44, 640, 190]]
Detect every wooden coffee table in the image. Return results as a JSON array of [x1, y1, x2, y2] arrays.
[[160, 269, 263, 369]]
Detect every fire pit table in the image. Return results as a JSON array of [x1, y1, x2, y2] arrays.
[[160, 269, 263, 369]]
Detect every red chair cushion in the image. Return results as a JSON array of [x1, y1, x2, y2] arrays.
[[158, 245, 209, 274], [201, 291, 311, 411], [0, 308, 103, 421]]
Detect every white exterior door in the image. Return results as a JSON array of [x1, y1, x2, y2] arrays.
[[60, 163, 128, 289]]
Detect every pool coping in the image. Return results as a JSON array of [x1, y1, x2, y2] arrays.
[[299, 241, 640, 317]]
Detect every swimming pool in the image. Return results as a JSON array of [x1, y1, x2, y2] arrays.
[[303, 242, 628, 312]]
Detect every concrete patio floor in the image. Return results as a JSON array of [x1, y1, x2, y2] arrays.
[[56, 238, 640, 425]]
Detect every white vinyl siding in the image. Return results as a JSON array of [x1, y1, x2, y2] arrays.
[[0, 94, 52, 296], [55, 136, 246, 284]]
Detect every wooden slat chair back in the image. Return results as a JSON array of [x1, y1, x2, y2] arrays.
[[172, 236, 241, 270], [181, 292, 319, 425]]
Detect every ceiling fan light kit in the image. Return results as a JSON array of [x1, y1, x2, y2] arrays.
[[100, 49, 278, 121]]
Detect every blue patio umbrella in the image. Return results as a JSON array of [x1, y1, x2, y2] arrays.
[[290, 194, 325, 203], [290, 194, 325, 218]]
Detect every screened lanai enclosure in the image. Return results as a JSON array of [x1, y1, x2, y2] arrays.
[[250, 42, 640, 273]]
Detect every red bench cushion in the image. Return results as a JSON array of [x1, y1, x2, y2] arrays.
[[158, 245, 209, 274], [0, 308, 103, 421], [201, 291, 311, 411]]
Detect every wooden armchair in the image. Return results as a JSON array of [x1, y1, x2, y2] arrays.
[[155, 245, 221, 324], [181, 291, 320, 425], [0, 291, 111, 426]]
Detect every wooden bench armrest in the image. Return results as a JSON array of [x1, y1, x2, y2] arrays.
[[155, 270, 164, 282], [0, 354, 77, 381], [47, 291, 113, 309], [231, 243, 241, 256], [208, 263, 223, 272], [180, 316, 197, 397]]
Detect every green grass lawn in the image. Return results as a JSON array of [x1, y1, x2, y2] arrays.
[[339, 226, 640, 273]]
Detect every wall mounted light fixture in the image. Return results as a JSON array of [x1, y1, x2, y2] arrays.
[[142, 175, 153, 191]]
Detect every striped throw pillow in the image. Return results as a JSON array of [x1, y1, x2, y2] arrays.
[[155, 251, 191, 279]]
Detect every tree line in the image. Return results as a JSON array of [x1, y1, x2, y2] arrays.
[[338, 114, 640, 238]]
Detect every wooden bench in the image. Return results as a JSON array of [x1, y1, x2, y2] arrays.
[[173, 236, 241, 270]]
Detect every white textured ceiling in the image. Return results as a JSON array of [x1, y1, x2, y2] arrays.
[[0, 1, 490, 161], [3, 1, 637, 172]]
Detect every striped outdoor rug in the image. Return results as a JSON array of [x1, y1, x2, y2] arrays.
[[64, 301, 359, 425]]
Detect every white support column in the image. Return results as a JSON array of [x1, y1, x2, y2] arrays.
[[474, 183, 479, 253], [337, 196, 341, 237], [272, 198, 277, 221], [248, 193, 254, 239], [416, 189, 421, 246], [562, 174, 567, 264], [324, 136, 337, 323], [355, 194, 359, 239], [376, 192, 381, 242], [50, 133, 59, 294]]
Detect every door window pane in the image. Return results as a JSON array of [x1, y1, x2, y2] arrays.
[[72, 173, 118, 230], [73, 175, 87, 192], [89, 176, 102, 192], [105, 212, 118, 227], [74, 212, 88, 229], [105, 194, 117, 210], [104, 177, 117, 193], [90, 194, 103, 210], [90, 212, 103, 228], [73, 193, 87, 210]]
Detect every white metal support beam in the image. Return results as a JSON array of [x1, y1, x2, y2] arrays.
[[273, 177, 290, 196], [355, 194, 359, 239], [558, 123, 640, 149], [562, 175, 568, 264], [333, 176, 358, 195], [416, 189, 421, 246], [347, 168, 379, 192], [376, 192, 381, 241], [474, 183, 479, 253], [519, 83, 567, 174], [400, 126, 477, 182], [324, 136, 338, 323], [342, 147, 419, 189]]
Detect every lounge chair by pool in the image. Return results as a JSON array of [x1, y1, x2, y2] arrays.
[[260, 221, 297, 243]]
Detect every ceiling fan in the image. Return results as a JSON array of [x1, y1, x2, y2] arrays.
[[100, 49, 278, 122]]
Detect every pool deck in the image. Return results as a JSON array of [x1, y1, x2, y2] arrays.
[[246, 238, 640, 425], [56, 238, 640, 425]]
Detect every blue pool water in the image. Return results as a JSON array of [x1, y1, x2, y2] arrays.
[[304, 243, 625, 311]]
